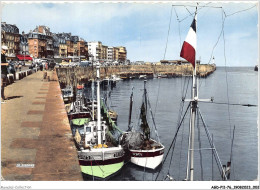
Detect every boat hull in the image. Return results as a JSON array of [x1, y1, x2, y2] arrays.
[[78, 147, 125, 179], [80, 161, 124, 179], [68, 112, 91, 121], [129, 145, 164, 169]]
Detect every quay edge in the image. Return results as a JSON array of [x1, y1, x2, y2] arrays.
[[1, 70, 83, 181]]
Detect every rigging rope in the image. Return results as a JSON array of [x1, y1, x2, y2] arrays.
[[206, 9, 226, 65], [222, 11, 232, 139], [196, 108, 204, 180], [163, 6, 174, 60], [175, 2, 214, 23], [200, 101, 257, 107], [173, 6, 182, 49], [225, 5, 257, 17], [147, 98, 160, 142], [230, 125, 236, 180], [155, 102, 191, 181], [198, 108, 228, 180], [153, 5, 173, 120]]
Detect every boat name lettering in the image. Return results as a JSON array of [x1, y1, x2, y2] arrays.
[[78, 155, 93, 160], [132, 152, 142, 156]]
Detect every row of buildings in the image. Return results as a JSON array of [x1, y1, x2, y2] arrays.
[[1, 22, 127, 63]]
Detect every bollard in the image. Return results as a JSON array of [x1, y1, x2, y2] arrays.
[[16, 72, 19, 80], [7, 74, 14, 84]]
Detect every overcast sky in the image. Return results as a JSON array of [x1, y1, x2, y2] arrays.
[[1, 1, 258, 66]]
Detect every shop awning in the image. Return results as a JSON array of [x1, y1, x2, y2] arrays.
[[17, 54, 33, 61]]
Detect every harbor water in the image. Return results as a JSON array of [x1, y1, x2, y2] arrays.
[[84, 67, 258, 181]]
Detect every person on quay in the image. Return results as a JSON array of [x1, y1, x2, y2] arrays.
[[1, 45, 8, 103]]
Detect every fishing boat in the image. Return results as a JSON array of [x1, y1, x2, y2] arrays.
[[139, 74, 147, 79], [102, 77, 110, 86], [74, 63, 125, 179], [111, 74, 122, 81], [121, 81, 164, 169], [61, 85, 73, 103], [110, 74, 121, 87], [67, 88, 91, 121]]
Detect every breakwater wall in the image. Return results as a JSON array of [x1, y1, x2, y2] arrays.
[[56, 64, 216, 88]]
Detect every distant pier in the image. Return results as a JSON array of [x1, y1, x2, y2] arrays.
[[56, 64, 216, 88]]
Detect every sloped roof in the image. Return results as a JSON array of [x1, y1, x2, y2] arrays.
[[1, 22, 19, 34]]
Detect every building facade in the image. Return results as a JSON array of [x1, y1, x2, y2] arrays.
[[19, 31, 29, 56], [113, 47, 119, 61], [77, 38, 87, 59], [52, 34, 60, 58], [33, 26, 54, 58], [101, 45, 107, 61], [107, 46, 113, 61], [117, 46, 127, 62], [1, 22, 20, 60], [88, 41, 102, 61], [27, 31, 47, 58], [1, 22, 126, 62]]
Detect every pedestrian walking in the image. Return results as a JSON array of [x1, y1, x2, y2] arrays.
[[1, 45, 8, 103], [45, 62, 48, 70]]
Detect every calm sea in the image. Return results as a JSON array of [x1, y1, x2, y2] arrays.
[[85, 67, 258, 181]]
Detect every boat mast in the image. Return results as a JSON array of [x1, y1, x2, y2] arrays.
[[96, 63, 102, 145], [91, 79, 95, 121], [144, 80, 148, 112], [186, 7, 198, 181], [189, 57, 197, 181], [128, 87, 134, 130]]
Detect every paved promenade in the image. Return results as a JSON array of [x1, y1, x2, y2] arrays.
[[1, 70, 83, 181]]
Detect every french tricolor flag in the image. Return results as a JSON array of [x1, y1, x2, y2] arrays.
[[180, 13, 197, 68]]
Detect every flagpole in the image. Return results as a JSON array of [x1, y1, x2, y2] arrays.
[[189, 6, 197, 181], [180, 5, 198, 181]]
